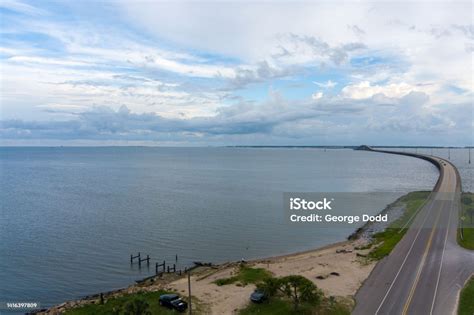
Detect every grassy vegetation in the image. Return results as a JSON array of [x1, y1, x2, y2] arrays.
[[458, 192, 474, 250], [458, 277, 474, 315], [369, 191, 430, 260], [239, 298, 315, 315], [236, 272, 351, 315], [214, 265, 273, 286], [65, 290, 205, 315], [238, 296, 351, 315]]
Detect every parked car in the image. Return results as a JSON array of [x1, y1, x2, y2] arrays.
[[159, 294, 188, 312], [250, 290, 268, 303]]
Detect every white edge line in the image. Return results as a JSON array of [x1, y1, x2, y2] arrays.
[[374, 198, 435, 314], [430, 187, 455, 315]]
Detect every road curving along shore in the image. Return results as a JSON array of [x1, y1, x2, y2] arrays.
[[353, 147, 474, 315]]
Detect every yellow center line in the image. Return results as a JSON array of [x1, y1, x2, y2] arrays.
[[401, 201, 444, 315]]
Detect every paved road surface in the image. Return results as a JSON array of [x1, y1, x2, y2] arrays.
[[353, 149, 474, 315]]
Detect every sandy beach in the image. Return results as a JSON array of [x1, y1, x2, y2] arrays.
[[43, 237, 375, 314], [166, 239, 374, 314]]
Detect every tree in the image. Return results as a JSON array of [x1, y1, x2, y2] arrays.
[[277, 275, 322, 311], [462, 196, 472, 206], [257, 277, 280, 298], [122, 299, 151, 315]]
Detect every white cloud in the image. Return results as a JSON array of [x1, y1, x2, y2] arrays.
[[313, 80, 337, 89], [1, 1, 472, 145], [342, 81, 417, 99], [36, 103, 88, 111], [0, 0, 48, 16], [118, 1, 371, 61], [2, 90, 468, 145], [0, 61, 225, 120], [312, 91, 324, 100], [117, 0, 473, 98], [4, 18, 237, 79], [8, 56, 92, 67]]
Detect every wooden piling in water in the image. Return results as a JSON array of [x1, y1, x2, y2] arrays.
[[155, 261, 165, 274], [130, 252, 141, 264], [138, 254, 150, 266]]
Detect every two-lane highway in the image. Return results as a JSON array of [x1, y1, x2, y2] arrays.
[[353, 149, 474, 315]]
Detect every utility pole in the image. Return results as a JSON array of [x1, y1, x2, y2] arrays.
[[188, 271, 192, 315]]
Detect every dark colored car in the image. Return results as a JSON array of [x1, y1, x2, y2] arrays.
[[250, 290, 268, 303], [159, 294, 188, 312]]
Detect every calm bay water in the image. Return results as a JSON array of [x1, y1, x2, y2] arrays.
[[2, 147, 471, 308]]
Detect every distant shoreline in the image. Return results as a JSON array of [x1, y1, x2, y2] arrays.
[[228, 145, 473, 149], [0, 145, 472, 148]]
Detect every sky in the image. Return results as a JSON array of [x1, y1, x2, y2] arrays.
[[0, 0, 472, 146]]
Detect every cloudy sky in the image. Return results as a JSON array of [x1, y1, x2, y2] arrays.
[[0, 0, 472, 146]]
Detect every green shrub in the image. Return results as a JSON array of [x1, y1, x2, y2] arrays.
[[214, 266, 272, 286]]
